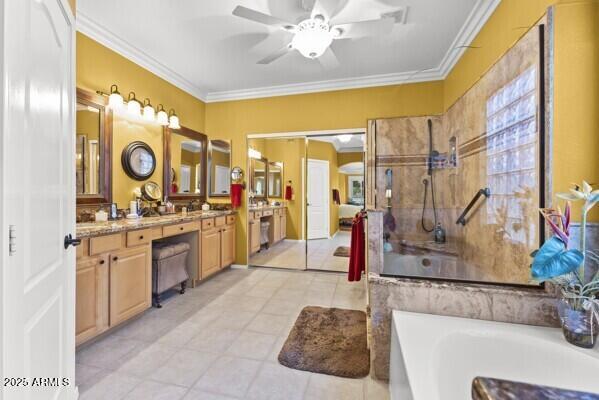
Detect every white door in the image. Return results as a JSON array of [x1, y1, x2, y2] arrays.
[[2, 0, 76, 399], [307, 159, 329, 239], [180, 165, 191, 192]]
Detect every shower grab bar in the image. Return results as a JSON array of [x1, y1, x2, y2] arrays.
[[456, 188, 491, 226]]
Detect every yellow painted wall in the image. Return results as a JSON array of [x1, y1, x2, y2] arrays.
[[338, 152, 364, 167], [77, 32, 206, 206], [307, 140, 340, 237]]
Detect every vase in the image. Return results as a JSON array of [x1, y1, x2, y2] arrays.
[[557, 298, 598, 349]]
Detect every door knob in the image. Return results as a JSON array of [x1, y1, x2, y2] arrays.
[[64, 234, 81, 249]]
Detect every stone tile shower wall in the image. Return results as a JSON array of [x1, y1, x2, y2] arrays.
[[373, 25, 542, 286]]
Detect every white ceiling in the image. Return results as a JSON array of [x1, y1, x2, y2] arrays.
[[77, 0, 500, 102], [310, 133, 364, 152]]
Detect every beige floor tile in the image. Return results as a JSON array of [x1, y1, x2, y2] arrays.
[[212, 310, 257, 330], [246, 313, 290, 335], [150, 349, 219, 387], [246, 363, 310, 400], [182, 390, 238, 400], [266, 336, 287, 363], [187, 326, 241, 353], [76, 335, 145, 370], [78, 371, 141, 400], [305, 373, 365, 400], [225, 331, 278, 360], [75, 364, 103, 387], [364, 375, 390, 400], [194, 356, 262, 398], [156, 321, 205, 348], [116, 343, 178, 378], [122, 380, 187, 400], [262, 299, 303, 316]]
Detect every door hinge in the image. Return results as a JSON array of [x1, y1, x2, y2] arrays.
[[9, 225, 16, 256]]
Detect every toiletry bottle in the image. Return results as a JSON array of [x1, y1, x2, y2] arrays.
[[434, 223, 446, 244]]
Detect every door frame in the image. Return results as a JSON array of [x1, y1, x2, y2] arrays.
[[307, 158, 330, 240]]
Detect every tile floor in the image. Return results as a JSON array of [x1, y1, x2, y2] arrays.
[[249, 232, 351, 273], [76, 268, 388, 400]]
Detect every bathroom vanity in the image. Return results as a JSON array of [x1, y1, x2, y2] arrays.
[[248, 205, 287, 255], [75, 210, 235, 346]]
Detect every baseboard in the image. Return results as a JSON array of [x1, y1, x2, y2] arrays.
[[330, 230, 340, 239], [231, 264, 249, 269]]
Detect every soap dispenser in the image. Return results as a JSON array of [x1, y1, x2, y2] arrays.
[[434, 223, 446, 244]]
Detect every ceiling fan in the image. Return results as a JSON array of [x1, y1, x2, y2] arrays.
[[232, 0, 395, 68]]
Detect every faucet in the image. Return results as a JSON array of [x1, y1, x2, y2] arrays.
[[187, 199, 200, 211]]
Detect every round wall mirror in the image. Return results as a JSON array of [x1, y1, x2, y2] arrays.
[[122, 141, 156, 180], [231, 166, 244, 182], [141, 181, 162, 202]]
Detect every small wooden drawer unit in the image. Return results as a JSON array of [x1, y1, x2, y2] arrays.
[[127, 229, 152, 247], [89, 233, 122, 256], [201, 218, 215, 230], [252, 211, 262, 219], [262, 209, 273, 217], [226, 215, 236, 225], [163, 222, 197, 237]]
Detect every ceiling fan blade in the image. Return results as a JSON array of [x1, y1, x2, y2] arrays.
[[334, 18, 394, 39], [318, 47, 340, 70], [310, 0, 341, 21], [232, 6, 295, 30], [257, 44, 293, 64]]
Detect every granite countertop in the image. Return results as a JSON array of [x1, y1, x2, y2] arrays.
[[76, 210, 235, 238], [248, 204, 287, 210], [472, 377, 599, 400]]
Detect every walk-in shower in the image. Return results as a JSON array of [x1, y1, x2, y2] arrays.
[[375, 25, 544, 286]]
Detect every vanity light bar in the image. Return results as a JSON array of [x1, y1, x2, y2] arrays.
[[96, 84, 181, 128]]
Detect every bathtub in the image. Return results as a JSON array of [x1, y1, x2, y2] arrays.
[[390, 311, 599, 400]]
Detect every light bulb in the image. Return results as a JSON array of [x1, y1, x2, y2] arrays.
[[156, 109, 169, 125], [142, 98, 155, 121], [337, 134, 352, 143], [291, 18, 334, 59], [108, 84, 123, 109], [126, 92, 141, 118], [168, 109, 180, 129]]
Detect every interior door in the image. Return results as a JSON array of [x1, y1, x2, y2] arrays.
[[307, 159, 330, 239], [2, 0, 76, 398]]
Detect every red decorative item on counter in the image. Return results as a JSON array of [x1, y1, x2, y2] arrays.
[[231, 183, 243, 209], [348, 212, 366, 282]]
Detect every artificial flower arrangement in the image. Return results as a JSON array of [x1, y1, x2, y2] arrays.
[[530, 181, 599, 348]]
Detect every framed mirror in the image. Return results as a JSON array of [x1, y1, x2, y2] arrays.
[[122, 141, 156, 181], [163, 126, 207, 200], [208, 139, 231, 197], [268, 162, 283, 198], [250, 157, 268, 199], [76, 88, 112, 204]]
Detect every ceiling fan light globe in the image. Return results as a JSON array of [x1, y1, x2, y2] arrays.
[[292, 18, 334, 59], [337, 134, 352, 143]]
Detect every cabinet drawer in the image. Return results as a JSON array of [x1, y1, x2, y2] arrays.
[[215, 216, 226, 227], [262, 209, 273, 217], [253, 211, 262, 219], [127, 229, 152, 247], [201, 218, 215, 230], [226, 215, 236, 225], [151, 226, 163, 240], [76, 238, 89, 259], [163, 222, 197, 237], [274, 209, 280, 217], [90, 234, 122, 256]]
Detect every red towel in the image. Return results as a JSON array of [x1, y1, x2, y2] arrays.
[[230, 183, 243, 209], [348, 212, 365, 282], [285, 184, 293, 201], [332, 189, 340, 205]]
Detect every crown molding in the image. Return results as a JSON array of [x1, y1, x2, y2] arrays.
[[76, 11, 207, 102], [437, 0, 501, 77], [204, 68, 444, 103]]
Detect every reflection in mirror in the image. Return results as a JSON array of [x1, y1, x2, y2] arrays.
[[76, 88, 112, 204], [209, 140, 231, 197], [164, 126, 207, 199], [268, 162, 283, 197], [251, 158, 267, 198]]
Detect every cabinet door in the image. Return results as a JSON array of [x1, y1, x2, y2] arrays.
[[272, 214, 280, 244], [76, 255, 109, 345], [249, 219, 261, 254], [110, 246, 151, 326], [280, 214, 286, 240], [202, 228, 221, 278], [221, 225, 236, 268]]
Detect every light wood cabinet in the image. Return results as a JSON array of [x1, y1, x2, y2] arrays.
[[249, 219, 261, 254], [272, 214, 281, 244], [279, 210, 286, 241], [201, 228, 221, 278], [76, 255, 109, 346], [221, 224, 235, 268], [109, 245, 151, 327]]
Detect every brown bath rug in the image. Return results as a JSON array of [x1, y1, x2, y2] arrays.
[[333, 246, 351, 257], [278, 306, 370, 378]]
